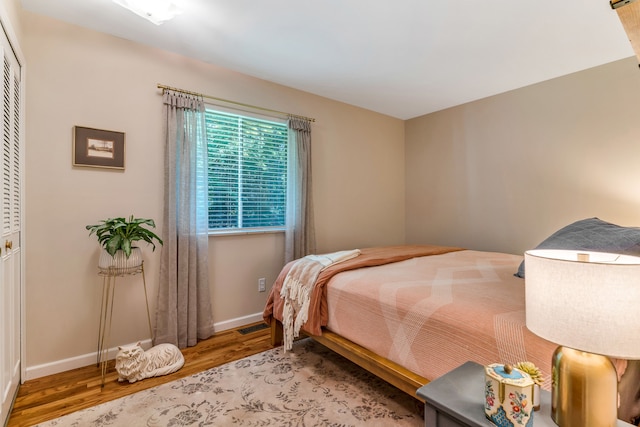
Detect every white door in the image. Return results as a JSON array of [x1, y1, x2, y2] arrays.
[[0, 21, 22, 426]]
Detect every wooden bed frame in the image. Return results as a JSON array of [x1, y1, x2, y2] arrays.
[[270, 318, 429, 401]]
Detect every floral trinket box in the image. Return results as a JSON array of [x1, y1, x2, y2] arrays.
[[484, 363, 535, 427]]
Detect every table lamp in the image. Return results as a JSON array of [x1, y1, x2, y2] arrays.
[[524, 249, 640, 427]]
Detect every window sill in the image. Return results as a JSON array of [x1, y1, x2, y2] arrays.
[[208, 228, 285, 237]]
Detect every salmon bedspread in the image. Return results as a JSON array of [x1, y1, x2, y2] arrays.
[[324, 249, 558, 388], [263, 246, 557, 388], [263, 245, 464, 336]]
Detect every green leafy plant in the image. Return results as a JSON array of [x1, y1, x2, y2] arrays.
[[86, 216, 163, 258]]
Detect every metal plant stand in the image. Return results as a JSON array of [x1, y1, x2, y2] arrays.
[[96, 258, 153, 387]]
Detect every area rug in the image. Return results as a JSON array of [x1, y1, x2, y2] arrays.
[[37, 338, 423, 426]]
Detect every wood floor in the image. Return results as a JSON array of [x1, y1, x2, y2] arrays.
[[8, 322, 272, 427]]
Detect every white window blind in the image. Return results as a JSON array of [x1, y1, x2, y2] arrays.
[[205, 109, 288, 231]]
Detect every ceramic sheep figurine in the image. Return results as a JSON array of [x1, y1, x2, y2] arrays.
[[115, 342, 184, 383]]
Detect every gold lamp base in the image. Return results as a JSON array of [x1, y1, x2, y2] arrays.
[[551, 346, 618, 427]]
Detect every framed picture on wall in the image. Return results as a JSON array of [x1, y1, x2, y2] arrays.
[[72, 126, 125, 170]]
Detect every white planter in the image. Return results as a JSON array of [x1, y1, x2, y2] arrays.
[[98, 247, 143, 275]]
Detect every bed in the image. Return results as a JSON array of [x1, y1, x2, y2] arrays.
[[262, 218, 640, 425]]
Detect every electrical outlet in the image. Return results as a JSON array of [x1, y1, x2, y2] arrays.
[[258, 277, 266, 292]]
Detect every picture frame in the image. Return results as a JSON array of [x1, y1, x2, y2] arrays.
[[72, 126, 125, 170]]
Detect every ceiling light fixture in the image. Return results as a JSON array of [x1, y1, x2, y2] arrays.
[[112, 0, 182, 25]]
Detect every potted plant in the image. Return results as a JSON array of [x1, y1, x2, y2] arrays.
[[86, 216, 163, 273]]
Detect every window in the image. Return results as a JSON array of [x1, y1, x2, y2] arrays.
[[205, 109, 288, 231]]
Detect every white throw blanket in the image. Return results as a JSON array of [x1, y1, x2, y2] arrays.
[[280, 249, 361, 350]]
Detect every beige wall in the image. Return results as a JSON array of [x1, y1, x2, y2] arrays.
[[405, 57, 640, 256], [21, 10, 405, 377]]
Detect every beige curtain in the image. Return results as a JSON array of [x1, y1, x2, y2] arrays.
[[285, 117, 316, 262], [155, 90, 214, 348]]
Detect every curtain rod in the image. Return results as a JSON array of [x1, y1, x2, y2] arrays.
[[157, 83, 316, 123]]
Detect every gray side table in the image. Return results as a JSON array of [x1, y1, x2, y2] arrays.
[[416, 361, 632, 427]]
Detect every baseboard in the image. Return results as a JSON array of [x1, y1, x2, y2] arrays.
[[212, 312, 264, 332], [24, 338, 154, 381], [23, 312, 265, 381]]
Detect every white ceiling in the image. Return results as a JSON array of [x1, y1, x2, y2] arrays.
[[20, 0, 635, 119]]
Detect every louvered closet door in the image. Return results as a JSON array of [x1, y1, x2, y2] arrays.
[[0, 28, 21, 427]]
